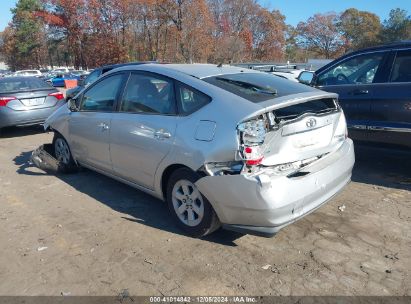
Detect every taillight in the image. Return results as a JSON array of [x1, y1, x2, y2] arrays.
[[48, 92, 64, 100], [238, 117, 267, 166], [333, 112, 348, 141], [243, 146, 264, 165], [0, 96, 16, 107]]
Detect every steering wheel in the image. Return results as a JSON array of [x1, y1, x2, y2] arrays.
[[336, 73, 349, 84]]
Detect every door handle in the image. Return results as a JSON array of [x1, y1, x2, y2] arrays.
[[351, 89, 369, 95], [154, 129, 171, 139], [97, 122, 110, 131]]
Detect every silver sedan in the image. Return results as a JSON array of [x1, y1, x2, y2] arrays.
[[44, 64, 355, 237]]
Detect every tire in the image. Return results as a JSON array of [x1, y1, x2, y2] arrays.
[[52, 132, 77, 173], [166, 168, 221, 237]]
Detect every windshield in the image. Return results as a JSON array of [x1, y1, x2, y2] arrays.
[[0, 78, 52, 92], [203, 72, 316, 102]]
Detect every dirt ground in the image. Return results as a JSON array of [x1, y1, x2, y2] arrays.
[[0, 126, 410, 296]]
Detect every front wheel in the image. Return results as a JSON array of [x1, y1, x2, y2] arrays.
[[166, 168, 220, 237], [52, 133, 77, 173]]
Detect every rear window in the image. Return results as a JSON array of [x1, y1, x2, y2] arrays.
[[0, 78, 52, 93], [203, 72, 316, 102], [274, 98, 338, 120]]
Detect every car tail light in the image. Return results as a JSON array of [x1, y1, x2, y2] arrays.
[[333, 112, 348, 141], [0, 96, 16, 107], [243, 146, 264, 165], [48, 92, 64, 100], [237, 117, 267, 166]]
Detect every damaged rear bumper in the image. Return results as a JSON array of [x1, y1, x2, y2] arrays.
[[195, 139, 355, 237]]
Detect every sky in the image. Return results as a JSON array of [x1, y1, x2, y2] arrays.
[[0, 0, 410, 32]]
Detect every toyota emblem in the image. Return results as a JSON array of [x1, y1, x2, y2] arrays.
[[306, 118, 317, 128]]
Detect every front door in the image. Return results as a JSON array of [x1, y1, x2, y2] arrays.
[[69, 73, 125, 172], [110, 72, 178, 189]]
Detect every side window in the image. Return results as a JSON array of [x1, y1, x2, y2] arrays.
[[317, 53, 385, 86], [84, 69, 100, 86], [390, 50, 411, 83], [177, 84, 211, 115], [80, 74, 123, 112], [120, 73, 176, 115]]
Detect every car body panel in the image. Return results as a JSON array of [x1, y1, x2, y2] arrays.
[[110, 113, 178, 189], [68, 111, 113, 172]]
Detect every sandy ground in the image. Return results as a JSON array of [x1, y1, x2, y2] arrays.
[[0, 126, 410, 296]]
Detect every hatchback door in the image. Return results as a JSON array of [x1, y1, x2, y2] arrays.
[[315, 51, 388, 142], [110, 72, 177, 189], [369, 49, 411, 147], [69, 73, 125, 172]]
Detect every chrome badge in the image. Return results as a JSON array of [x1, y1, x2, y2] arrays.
[[306, 118, 317, 128]]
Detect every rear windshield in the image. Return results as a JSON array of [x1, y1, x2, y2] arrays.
[[203, 72, 316, 102], [0, 78, 52, 93]]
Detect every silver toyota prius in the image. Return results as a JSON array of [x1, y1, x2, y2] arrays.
[[44, 64, 355, 237]]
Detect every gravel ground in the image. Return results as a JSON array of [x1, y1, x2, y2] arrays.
[[0, 126, 410, 296]]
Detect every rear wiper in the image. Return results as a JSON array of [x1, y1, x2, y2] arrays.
[[216, 77, 278, 95]]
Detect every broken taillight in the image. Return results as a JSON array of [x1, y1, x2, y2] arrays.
[[238, 117, 267, 166], [0, 96, 16, 107]]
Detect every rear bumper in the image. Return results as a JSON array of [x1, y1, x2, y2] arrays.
[[195, 139, 355, 237], [0, 101, 65, 128]]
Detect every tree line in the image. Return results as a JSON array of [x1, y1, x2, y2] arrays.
[[1, 0, 410, 71]]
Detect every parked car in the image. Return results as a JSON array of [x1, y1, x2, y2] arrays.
[[14, 70, 42, 77], [65, 61, 157, 100], [52, 68, 72, 74], [0, 77, 65, 134], [44, 64, 354, 237], [298, 41, 411, 148], [50, 73, 81, 87]]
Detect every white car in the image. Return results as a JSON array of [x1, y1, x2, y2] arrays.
[[14, 70, 42, 77]]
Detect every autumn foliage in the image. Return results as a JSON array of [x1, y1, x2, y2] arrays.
[[1, 0, 410, 70]]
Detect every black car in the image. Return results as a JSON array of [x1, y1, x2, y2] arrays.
[[65, 61, 157, 100], [299, 41, 411, 148]]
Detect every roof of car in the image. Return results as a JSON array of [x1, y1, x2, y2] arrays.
[[132, 63, 257, 79], [101, 61, 157, 71]]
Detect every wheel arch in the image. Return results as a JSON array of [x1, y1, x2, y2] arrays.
[[160, 164, 208, 201]]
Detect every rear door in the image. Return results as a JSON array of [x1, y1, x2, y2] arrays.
[[69, 73, 126, 172], [315, 51, 388, 141], [110, 72, 178, 189], [369, 49, 411, 147]]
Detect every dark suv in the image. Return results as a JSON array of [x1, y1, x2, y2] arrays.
[[300, 42, 411, 148], [66, 62, 157, 100]]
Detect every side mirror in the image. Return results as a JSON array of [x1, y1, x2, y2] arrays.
[[68, 98, 79, 112], [298, 71, 314, 85]]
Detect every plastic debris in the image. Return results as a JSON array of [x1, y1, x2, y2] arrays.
[[338, 205, 346, 212], [61, 291, 71, 296], [37, 246, 48, 251], [262, 264, 271, 270], [144, 258, 153, 264]]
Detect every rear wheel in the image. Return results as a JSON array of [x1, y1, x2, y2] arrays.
[[166, 168, 220, 237], [52, 133, 77, 173]]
